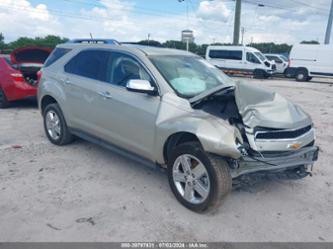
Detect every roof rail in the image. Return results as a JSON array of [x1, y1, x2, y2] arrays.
[[67, 39, 120, 45]]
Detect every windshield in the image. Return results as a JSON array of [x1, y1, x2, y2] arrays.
[[149, 55, 231, 97], [280, 55, 288, 62], [254, 52, 266, 62]]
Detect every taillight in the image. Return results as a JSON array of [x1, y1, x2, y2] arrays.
[[37, 70, 42, 83], [10, 73, 24, 82]]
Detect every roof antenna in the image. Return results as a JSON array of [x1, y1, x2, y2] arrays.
[[90, 33, 94, 39]]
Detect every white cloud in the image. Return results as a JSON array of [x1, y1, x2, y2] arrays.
[[0, 0, 61, 40], [0, 0, 331, 45], [196, 0, 231, 22]]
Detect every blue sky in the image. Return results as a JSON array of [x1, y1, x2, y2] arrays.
[[0, 0, 331, 44], [28, 0, 190, 16]]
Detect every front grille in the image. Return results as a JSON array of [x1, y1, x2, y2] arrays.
[[255, 125, 312, 139], [272, 64, 276, 70]]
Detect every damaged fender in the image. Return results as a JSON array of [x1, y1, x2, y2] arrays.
[[153, 93, 241, 164]]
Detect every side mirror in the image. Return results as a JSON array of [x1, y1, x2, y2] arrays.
[[126, 79, 157, 95]]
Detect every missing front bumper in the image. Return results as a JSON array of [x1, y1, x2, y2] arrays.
[[229, 146, 319, 178]]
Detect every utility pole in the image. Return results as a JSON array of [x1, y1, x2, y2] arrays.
[[147, 33, 151, 45], [324, 0, 333, 44], [241, 27, 245, 45], [233, 0, 242, 45]]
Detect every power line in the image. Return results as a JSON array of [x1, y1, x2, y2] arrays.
[[288, 0, 328, 12], [243, 0, 328, 14]]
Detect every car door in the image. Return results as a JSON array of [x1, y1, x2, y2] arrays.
[[93, 51, 161, 160], [207, 49, 227, 69], [244, 52, 261, 71], [267, 55, 284, 73], [62, 49, 111, 135], [227, 49, 243, 71]]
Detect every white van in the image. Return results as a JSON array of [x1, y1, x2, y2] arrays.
[[285, 44, 333, 81], [206, 45, 276, 78]]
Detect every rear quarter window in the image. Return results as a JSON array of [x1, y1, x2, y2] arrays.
[[64, 50, 110, 82], [3, 57, 18, 69], [209, 50, 242, 60], [44, 48, 71, 67]]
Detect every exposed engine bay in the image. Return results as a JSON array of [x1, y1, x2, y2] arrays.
[[191, 86, 249, 147], [189, 81, 319, 178]]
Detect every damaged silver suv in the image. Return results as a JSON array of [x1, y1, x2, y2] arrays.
[[38, 43, 319, 212]]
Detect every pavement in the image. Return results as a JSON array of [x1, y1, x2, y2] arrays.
[[0, 77, 332, 242]]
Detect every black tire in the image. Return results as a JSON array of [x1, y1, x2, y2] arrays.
[[43, 103, 74, 145], [295, 68, 308, 81], [285, 73, 292, 78], [0, 88, 10, 108], [167, 142, 232, 213], [284, 68, 294, 78], [263, 73, 270, 79], [253, 69, 266, 79]]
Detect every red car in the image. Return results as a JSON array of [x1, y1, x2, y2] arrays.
[[0, 47, 52, 108]]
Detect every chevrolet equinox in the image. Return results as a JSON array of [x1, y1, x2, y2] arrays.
[[38, 43, 319, 212]]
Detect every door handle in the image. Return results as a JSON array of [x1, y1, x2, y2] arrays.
[[98, 91, 112, 99]]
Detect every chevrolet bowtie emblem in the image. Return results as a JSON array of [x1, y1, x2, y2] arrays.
[[287, 143, 302, 149]]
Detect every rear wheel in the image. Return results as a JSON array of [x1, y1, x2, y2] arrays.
[[0, 88, 10, 108], [43, 103, 74, 145], [167, 142, 232, 212], [295, 68, 308, 81]]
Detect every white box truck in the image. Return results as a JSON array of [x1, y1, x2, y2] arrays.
[[285, 44, 333, 81], [205, 45, 276, 79]]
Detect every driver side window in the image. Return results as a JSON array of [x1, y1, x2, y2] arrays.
[[108, 53, 151, 87], [246, 52, 260, 64]]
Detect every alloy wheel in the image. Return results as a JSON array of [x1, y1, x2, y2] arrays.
[[45, 110, 61, 140], [172, 154, 210, 204]]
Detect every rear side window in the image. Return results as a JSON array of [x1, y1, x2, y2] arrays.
[[44, 48, 71, 67], [209, 50, 242, 60], [64, 50, 110, 82]]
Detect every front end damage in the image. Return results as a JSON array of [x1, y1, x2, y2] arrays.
[[190, 80, 319, 179], [229, 146, 319, 178]]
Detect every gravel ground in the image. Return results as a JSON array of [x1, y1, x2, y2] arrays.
[[0, 77, 332, 242]]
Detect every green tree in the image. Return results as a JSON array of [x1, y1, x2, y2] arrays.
[[300, 40, 319, 44], [162, 40, 200, 54], [137, 40, 162, 47], [249, 42, 292, 54], [0, 33, 8, 53], [8, 35, 68, 50]]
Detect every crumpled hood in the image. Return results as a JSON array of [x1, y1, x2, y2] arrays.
[[234, 80, 312, 129]]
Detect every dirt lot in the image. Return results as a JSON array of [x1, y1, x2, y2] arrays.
[[0, 77, 332, 242]]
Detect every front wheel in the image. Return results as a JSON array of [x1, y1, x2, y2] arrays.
[[167, 142, 232, 212], [254, 69, 266, 79]]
